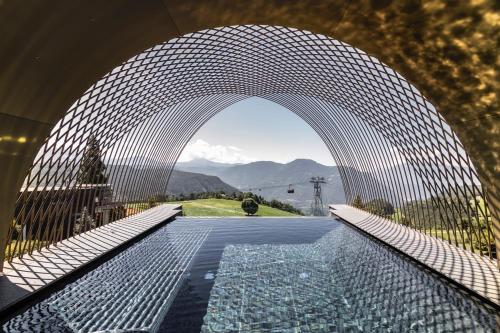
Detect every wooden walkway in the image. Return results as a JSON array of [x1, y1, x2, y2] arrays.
[[0, 204, 182, 312], [329, 204, 500, 307]]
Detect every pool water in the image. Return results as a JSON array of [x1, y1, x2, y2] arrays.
[[3, 217, 497, 332]]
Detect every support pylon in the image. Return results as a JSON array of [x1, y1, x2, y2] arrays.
[[310, 176, 326, 216]]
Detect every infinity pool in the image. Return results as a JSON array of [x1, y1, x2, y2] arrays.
[[3, 217, 497, 332]]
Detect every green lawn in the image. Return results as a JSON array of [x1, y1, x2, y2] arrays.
[[170, 198, 299, 217], [423, 228, 480, 251]]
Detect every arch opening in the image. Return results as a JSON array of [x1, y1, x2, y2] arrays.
[[4, 25, 494, 263]]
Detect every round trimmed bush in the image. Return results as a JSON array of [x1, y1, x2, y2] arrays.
[[241, 198, 258, 215]]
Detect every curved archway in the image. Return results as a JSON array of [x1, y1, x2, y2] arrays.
[[5, 25, 494, 264]]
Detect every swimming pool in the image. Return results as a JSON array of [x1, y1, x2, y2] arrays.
[[3, 217, 497, 332]]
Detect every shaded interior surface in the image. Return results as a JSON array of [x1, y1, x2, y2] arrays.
[[3, 217, 497, 333]]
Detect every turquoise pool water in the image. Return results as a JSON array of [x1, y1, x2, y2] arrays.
[[3, 217, 497, 332]]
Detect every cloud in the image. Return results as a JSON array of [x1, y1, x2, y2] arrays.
[[178, 139, 254, 164]]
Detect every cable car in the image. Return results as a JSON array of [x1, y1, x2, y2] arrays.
[[287, 184, 294, 194]]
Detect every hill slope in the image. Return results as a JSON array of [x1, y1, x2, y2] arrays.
[[107, 165, 238, 200], [173, 198, 299, 217], [167, 170, 238, 195]]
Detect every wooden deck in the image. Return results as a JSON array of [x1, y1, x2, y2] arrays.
[[329, 204, 500, 307], [0, 204, 182, 312]]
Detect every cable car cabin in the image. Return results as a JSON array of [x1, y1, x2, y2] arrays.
[[287, 184, 294, 194]]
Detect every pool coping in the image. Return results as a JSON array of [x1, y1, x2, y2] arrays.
[[0, 204, 182, 323], [329, 204, 500, 312]]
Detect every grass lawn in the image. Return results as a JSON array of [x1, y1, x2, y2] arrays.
[[170, 198, 299, 217], [423, 228, 478, 251]]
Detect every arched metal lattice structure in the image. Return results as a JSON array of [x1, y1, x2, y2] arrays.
[[5, 25, 493, 261]]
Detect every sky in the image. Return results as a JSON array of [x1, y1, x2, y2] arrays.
[[177, 97, 336, 166]]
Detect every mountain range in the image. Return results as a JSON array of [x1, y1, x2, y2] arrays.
[[24, 156, 477, 214], [167, 170, 238, 195], [105, 165, 238, 201], [175, 158, 347, 212]]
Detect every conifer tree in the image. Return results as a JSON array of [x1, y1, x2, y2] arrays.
[[77, 135, 108, 184]]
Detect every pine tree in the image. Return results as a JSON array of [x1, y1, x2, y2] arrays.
[[77, 135, 108, 184]]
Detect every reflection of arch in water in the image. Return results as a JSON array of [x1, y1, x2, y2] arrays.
[[7, 25, 494, 262]]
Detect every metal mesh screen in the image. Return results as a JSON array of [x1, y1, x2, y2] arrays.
[[5, 25, 493, 261]]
